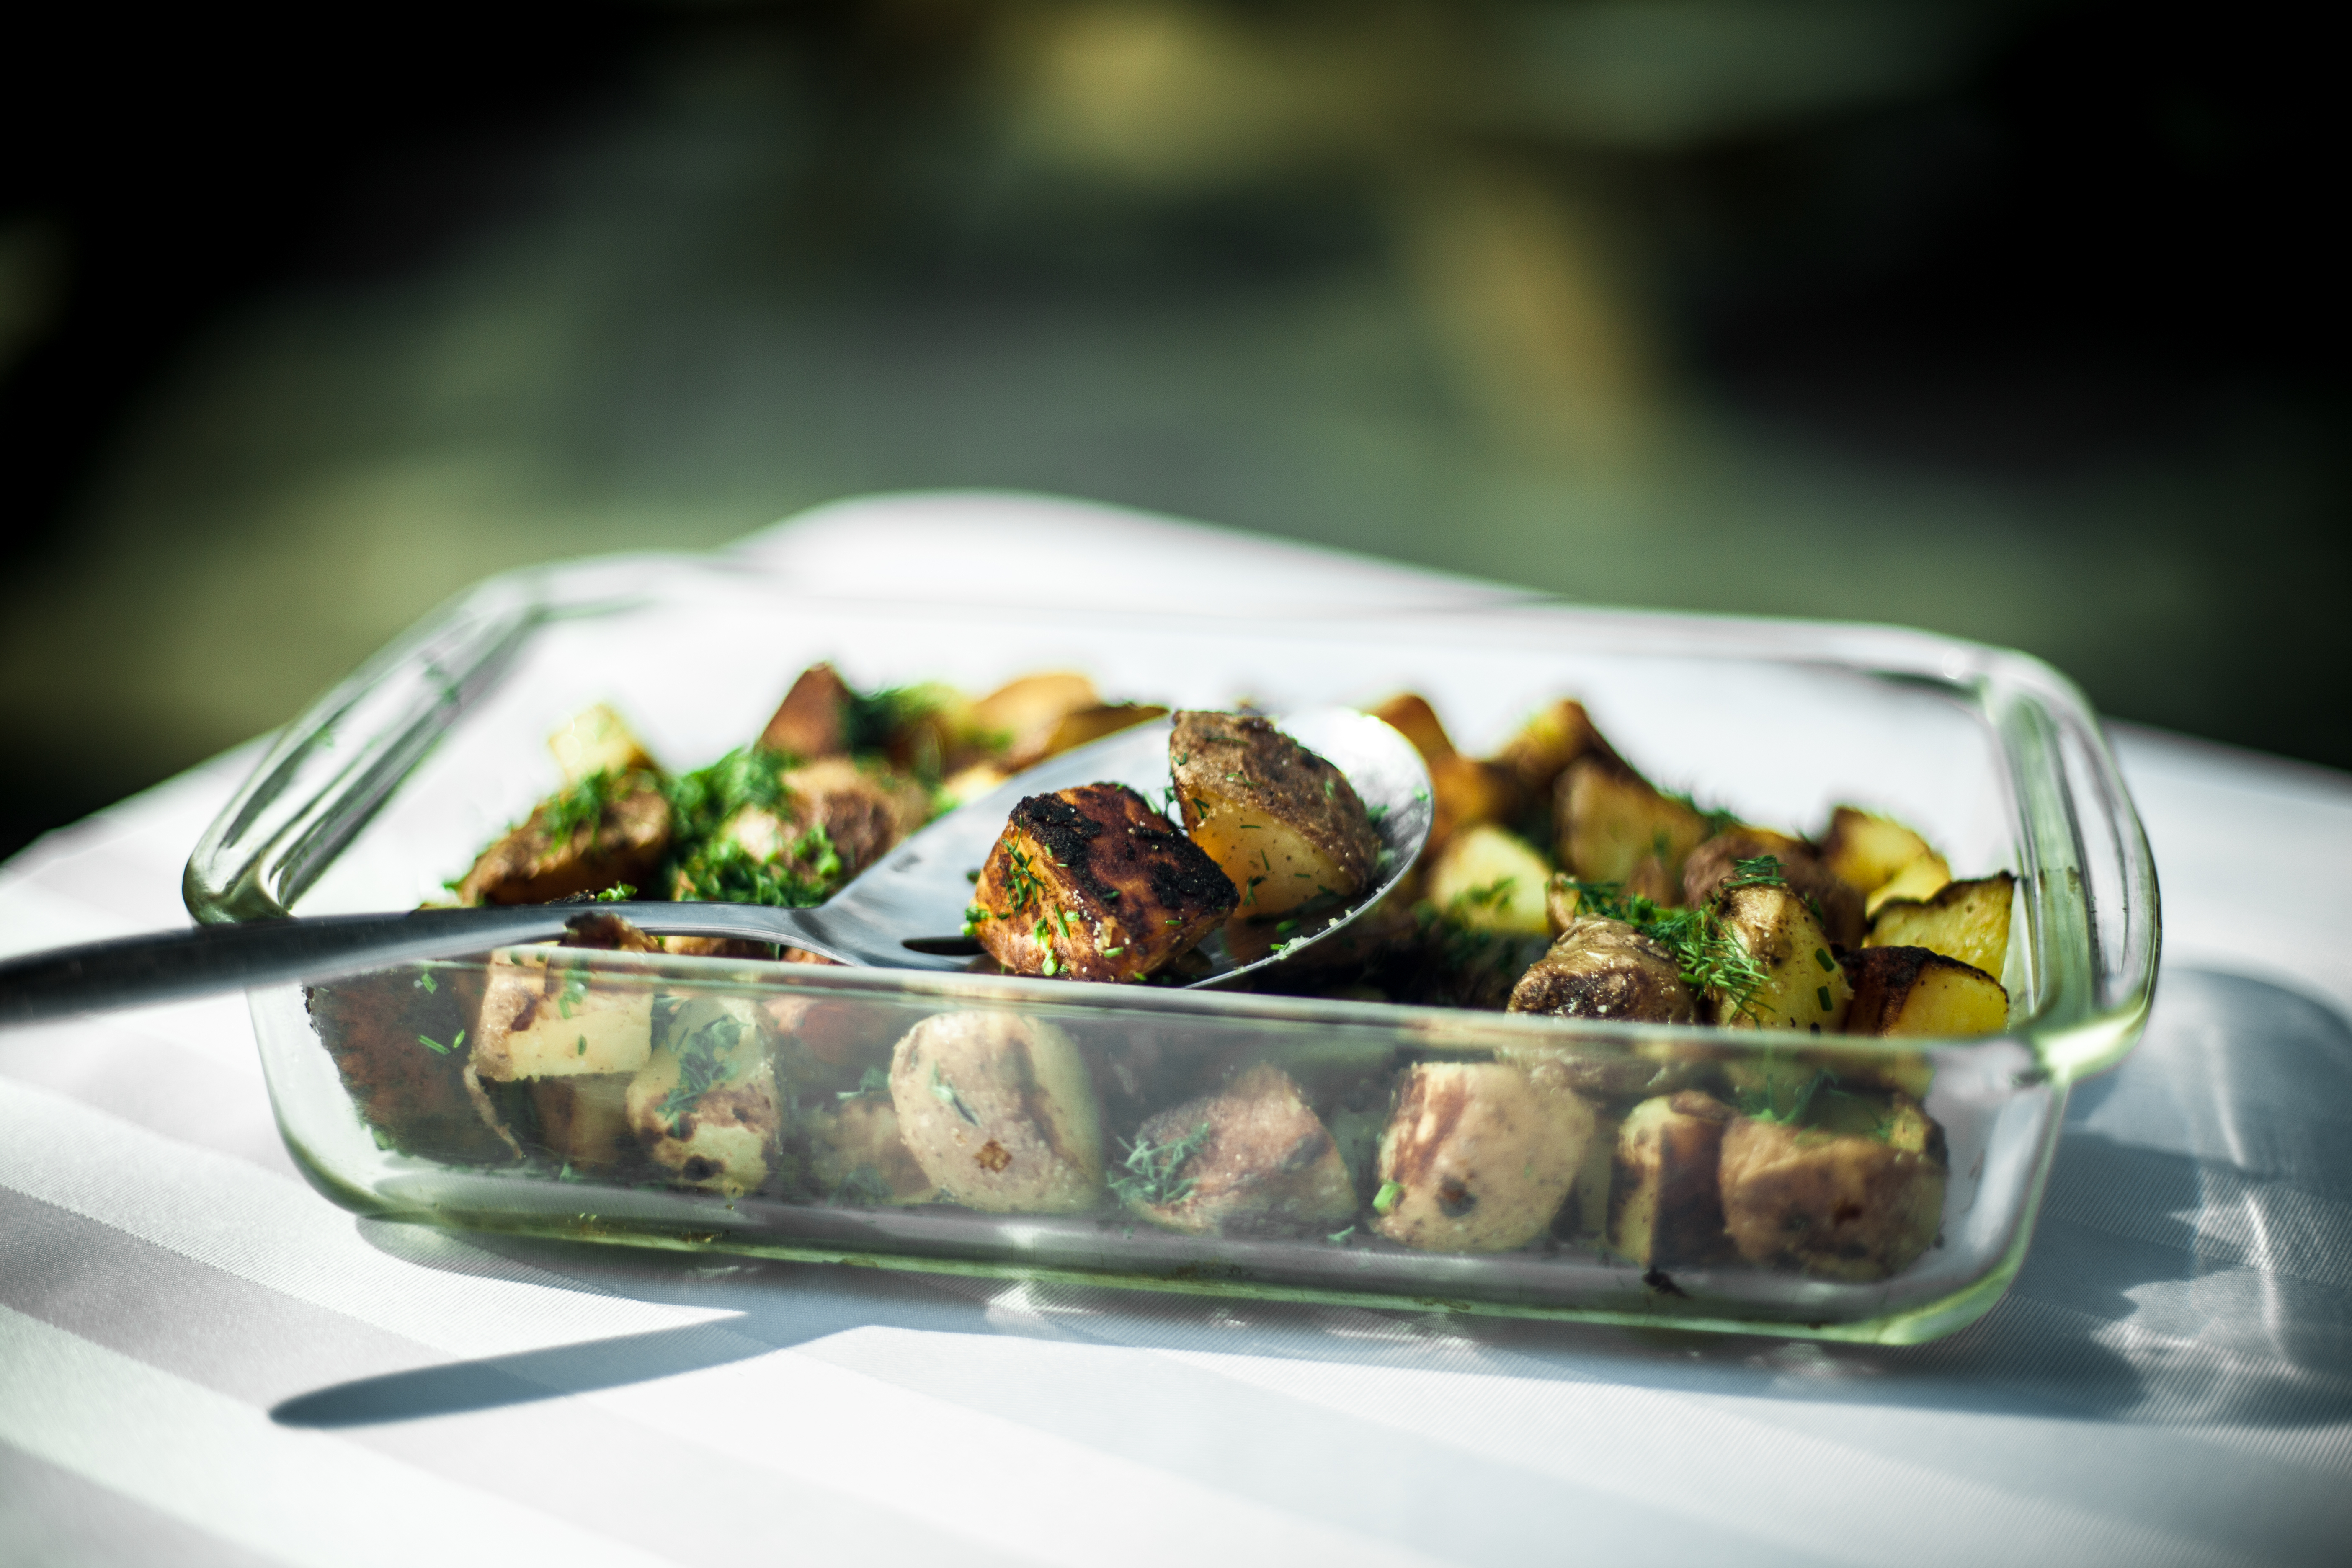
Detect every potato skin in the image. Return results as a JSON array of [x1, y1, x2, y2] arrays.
[[1374, 1060, 1596, 1252], [1172, 711, 1381, 916], [1681, 830, 1864, 950], [1819, 806, 1939, 898], [1867, 873, 2015, 983], [1494, 698, 1618, 804], [472, 951, 656, 1082], [1508, 917, 1697, 1025], [1718, 1100, 1947, 1280], [1556, 755, 1708, 889], [889, 1011, 1105, 1212], [1121, 1064, 1357, 1236], [970, 783, 1236, 981], [457, 771, 671, 906], [758, 663, 857, 759], [1607, 1091, 1736, 1269], [1842, 945, 2009, 1038]]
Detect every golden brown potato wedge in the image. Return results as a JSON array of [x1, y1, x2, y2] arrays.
[[1373, 1060, 1596, 1252], [969, 672, 1100, 761], [1556, 755, 1710, 889], [1117, 1063, 1357, 1236], [1711, 882, 1852, 1033], [1426, 754, 1522, 862], [548, 704, 658, 785], [1867, 873, 2015, 983], [1681, 829, 1865, 950], [1172, 711, 1381, 917], [1607, 1091, 1736, 1269], [1509, 916, 1698, 1025], [1819, 806, 1939, 897], [473, 951, 656, 1081], [1005, 703, 1170, 771], [969, 783, 1237, 981], [1867, 853, 1953, 916], [1843, 945, 2010, 1037], [805, 1093, 936, 1204], [625, 997, 780, 1196], [1424, 824, 1552, 935], [888, 1011, 1105, 1212], [1495, 698, 1617, 803], [529, 1075, 636, 1173], [1718, 1091, 1946, 1280], [759, 663, 858, 760], [1364, 693, 1457, 762], [456, 770, 670, 906]]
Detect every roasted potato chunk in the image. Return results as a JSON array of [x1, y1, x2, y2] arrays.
[[1494, 698, 1616, 803], [625, 997, 780, 1195], [1819, 806, 1939, 897], [1607, 1091, 1736, 1269], [548, 704, 658, 784], [1373, 1060, 1596, 1252], [1117, 1063, 1357, 1235], [305, 966, 509, 1162], [969, 672, 1099, 762], [1172, 711, 1381, 917], [1718, 1091, 1946, 1280], [529, 1075, 636, 1172], [473, 951, 656, 1081], [1004, 703, 1168, 770], [758, 662, 858, 759], [1681, 830, 1865, 950], [1364, 693, 1457, 762], [456, 770, 670, 905], [1712, 882, 1852, 1033], [888, 1011, 1105, 1212], [673, 756, 928, 900], [970, 784, 1236, 980], [1867, 873, 2015, 983], [1425, 755, 1522, 864], [1867, 853, 1952, 916], [805, 1093, 936, 1204], [1843, 945, 2009, 1037], [1509, 916, 1698, 1024], [1424, 824, 1552, 935], [1556, 755, 1709, 888]]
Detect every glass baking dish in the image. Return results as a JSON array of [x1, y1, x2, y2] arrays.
[[186, 539, 2158, 1342]]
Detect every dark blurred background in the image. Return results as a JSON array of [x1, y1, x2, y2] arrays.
[[2, 0, 2342, 857]]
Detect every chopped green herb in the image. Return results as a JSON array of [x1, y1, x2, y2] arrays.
[[1814, 947, 1836, 972], [556, 968, 590, 1019], [1109, 1122, 1212, 1208], [837, 1065, 891, 1102], [1560, 877, 1773, 1019], [1372, 1179, 1404, 1215], [1816, 985, 1834, 1012], [576, 1035, 588, 1056], [928, 1061, 979, 1124], [417, 1033, 452, 1055], [593, 883, 637, 903], [414, 971, 438, 994], [658, 1013, 743, 1125], [1326, 1225, 1356, 1245], [1099, 945, 1126, 956]]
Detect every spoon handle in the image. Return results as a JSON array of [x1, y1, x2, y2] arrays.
[[0, 902, 828, 1029]]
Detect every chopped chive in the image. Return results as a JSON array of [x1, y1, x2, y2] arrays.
[[1372, 1180, 1404, 1215], [1814, 947, 1835, 972], [1816, 985, 1834, 1012]]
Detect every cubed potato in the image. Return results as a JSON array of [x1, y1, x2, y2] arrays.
[[1425, 754, 1522, 863], [1571, 1109, 1622, 1236], [547, 704, 658, 784], [529, 1074, 636, 1172], [1607, 1091, 1736, 1269], [1843, 945, 2010, 1037], [1004, 703, 1168, 770], [1364, 693, 1457, 762], [1508, 916, 1697, 1024], [758, 663, 857, 759], [671, 756, 929, 900], [1718, 1093, 1947, 1280], [939, 761, 1013, 806], [1867, 873, 2015, 983], [1373, 1061, 1596, 1252], [1866, 852, 1952, 916], [625, 997, 780, 1196], [1544, 872, 1584, 937], [805, 1093, 936, 1204], [1424, 824, 1552, 936], [888, 1011, 1105, 1212], [1556, 756, 1709, 888], [1117, 1063, 1357, 1235], [968, 672, 1100, 761], [456, 771, 671, 906], [1819, 806, 1940, 897], [1711, 883, 1852, 1033], [969, 784, 1236, 981], [1495, 698, 1616, 802], [473, 951, 656, 1081], [1681, 829, 1864, 950], [305, 966, 511, 1163], [1172, 711, 1382, 917]]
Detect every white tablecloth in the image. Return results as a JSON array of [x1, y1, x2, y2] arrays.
[[6, 495, 2350, 1567]]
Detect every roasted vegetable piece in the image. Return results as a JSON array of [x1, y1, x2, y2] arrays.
[[969, 672, 1099, 762], [1495, 698, 1616, 804], [1117, 1063, 1357, 1235], [1373, 1060, 1596, 1252], [529, 1075, 636, 1172], [456, 770, 670, 905], [1867, 873, 2015, 983], [548, 703, 658, 784], [1819, 806, 1940, 897], [672, 756, 928, 901], [888, 1011, 1105, 1212], [305, 967, 510, 1162], [1556, 754, 1709, 889], [625, 996, 780, 1195], [1607, 1091, 1736, 1269], [1509, 916, 1698, 1024], [1681, 831, 1864, 949], [758, 662, 858, 759], [1843, 946, 2009, 1037], [805, 1093, 936, 1204], [1364, 693, 1457, 762], [1718, 1091, 1947, 1280], [1712, 882, 1853, 1032], [1171, 711, 1381, 917], [970, 783, 1236, 980], [1424, 824, 1552, 935], [1867, 854, 1952, 916], [1004, 703, 1169, 771], [473, 951, 656, 1081]]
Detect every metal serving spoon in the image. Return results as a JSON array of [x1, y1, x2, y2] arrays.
[[0, 709, 1431, 1027]]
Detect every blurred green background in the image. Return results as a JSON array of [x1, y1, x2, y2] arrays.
[[2, 0, 2341, 856]]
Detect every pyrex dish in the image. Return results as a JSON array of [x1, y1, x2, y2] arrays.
[[187, 546, 2158, 1343]]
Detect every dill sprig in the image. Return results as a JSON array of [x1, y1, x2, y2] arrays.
[[542, 769, 619, 843], [671, 832, 838, 906], [1663, 788, 1743, 840], [1110, 1122, 1212, 1208], [1564, 856, 1791, 1019], [658, 1013, 743, 1127], [664, 747, 795, 845]]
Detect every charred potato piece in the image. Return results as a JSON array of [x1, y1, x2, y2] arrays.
[[1607, 1091, 1736, 1269], [888, 1011, 1105, 1212], [758, 662, 857, 759], [456, 770, 670, 906], [1867, 873, 2015, 983], [1424, 824, 1552, 935], [473, 951, 656, 1081], [1556, 755, 1709, 889], [529, 1075, 636, 1173], [1509, 916, 1698, 1024], [1373, 1060, 1596, 1252], [1843, 945, 2010, 1037], [1172, 711, 1381, 918], [1495, 698, 1617, 804], [1719, 1091, 1947, 1280], [1819, 806, 1940, 897], [970, 784, 1236, 981], [1118, 1064, 1357, 1235], [625, 996, 781, 1195], [305, 967, 509, 1162], [1712, 883, 1852, 1033], [806, 1093, 936, 1204], [548, 704, 658, 784], [1681, 829, 1864, 950]]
